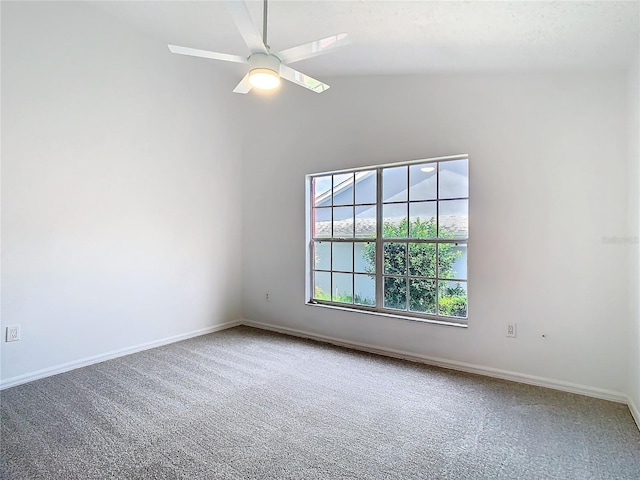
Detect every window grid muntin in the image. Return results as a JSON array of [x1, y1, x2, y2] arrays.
[[381, 239, 467, 317], [313, 238, 376, 305], [310, 156, 468, 323]]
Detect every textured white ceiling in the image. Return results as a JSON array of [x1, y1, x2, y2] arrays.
[[94, 0, 640, 76]]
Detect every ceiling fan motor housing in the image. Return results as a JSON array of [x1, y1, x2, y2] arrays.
[[249, 53, 281, 76]]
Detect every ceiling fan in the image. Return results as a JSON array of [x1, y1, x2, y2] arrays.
[[168, 0, 351, 94]]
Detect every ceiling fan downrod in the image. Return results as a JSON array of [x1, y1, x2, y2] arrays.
[[262, 0, 269, 50]]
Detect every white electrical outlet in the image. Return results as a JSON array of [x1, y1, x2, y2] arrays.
[[265, 293, 271, 302], [6, 325, 20, 342], [507, 323, 517, 338]]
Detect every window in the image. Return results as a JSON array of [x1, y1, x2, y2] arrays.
[[306, 155, 468, 325]]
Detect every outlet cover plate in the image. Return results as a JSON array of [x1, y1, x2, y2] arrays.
[[6, 325, 20, 342]]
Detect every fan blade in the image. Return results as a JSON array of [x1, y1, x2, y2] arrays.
[[225, 1, 268, 54], [233, 73, 253, 94], [280, 64, 329, 93], [275, 33, 351, 65], [168, 45, 247, 64]]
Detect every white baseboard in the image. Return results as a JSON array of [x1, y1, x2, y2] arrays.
[[5, 318, 638, 432], [0, 320, 241, 390], [241, 319, 629, 405], [629, 397, 640, 430]]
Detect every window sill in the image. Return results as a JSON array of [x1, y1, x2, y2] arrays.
[[305, 301, 468, 328]]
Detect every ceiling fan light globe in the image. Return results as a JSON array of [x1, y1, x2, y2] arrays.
[[249, 68, 280, 90]]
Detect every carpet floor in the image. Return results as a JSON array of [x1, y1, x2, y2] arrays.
[[1, 325, 639, 479]]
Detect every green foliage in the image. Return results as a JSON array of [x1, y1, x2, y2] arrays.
[[438, 293, 467, 317], [361, 217, 467, 317], [315, 285, 327, 299], [313, 217, 467, 318], [314, 286, 374, 306]]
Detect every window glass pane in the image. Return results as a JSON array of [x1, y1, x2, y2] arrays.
[[409, 163, 437, 201], [382, 166, 408, 202], [355, 170, 376, 204], [314, 241, 331, 271], [313, 176, 332, 207], [333, 206, 354, 237], [332, 272, 353, 303], [383, 242, 406, 275], [384, 277, 406, 310], [382, 204, 408, 238], [313, 207, 331, 238], [333, 173, 354, 206], [332, 242, 353, 272], [314, 271, 331, 300], [438, 199, 468, 239], [309, 156, 468, 323], [438, 281, 467, 318], [438, 243, 467, 280], [354, 274, 375, 306], [355, 205, 376, 238], [409, 202, 437, 238], [354, 242, 375, 273], [439, 160, 468, 199], [409, 279, 436, 313], [408, 243, 436, 277]]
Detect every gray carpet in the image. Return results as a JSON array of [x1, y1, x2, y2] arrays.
[[1, 326, 639, 479]]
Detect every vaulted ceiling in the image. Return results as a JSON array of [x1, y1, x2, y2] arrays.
[[95, 0, 639, 76]]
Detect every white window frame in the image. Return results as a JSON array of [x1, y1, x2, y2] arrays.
[[305, 154, 469, 327]]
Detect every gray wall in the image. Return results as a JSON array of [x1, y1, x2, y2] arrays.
[[628, 51, 640, 423], [1, 2, 244, 382], [242, 73, 630, 396]]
